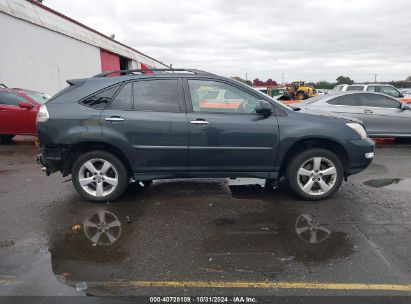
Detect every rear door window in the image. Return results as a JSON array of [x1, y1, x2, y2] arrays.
[[133, 79, 180, 112], [109, 83, 132, 110], [346, 85, 365, 91], [327, 95, 360, 106], [0, 92, 26, 106]]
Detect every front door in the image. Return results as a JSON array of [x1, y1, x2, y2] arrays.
[[101, 79, 188, 173], [184, 79, 279, 172]]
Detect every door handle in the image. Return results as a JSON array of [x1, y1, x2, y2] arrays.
[[190, 119, 210, 125], [363, 109, 373, 114], [105, 116, 125, 122]]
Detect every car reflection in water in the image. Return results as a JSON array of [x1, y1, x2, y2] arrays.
[[49, 179, 353, 295]]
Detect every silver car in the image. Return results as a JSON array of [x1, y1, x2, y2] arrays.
[[297, 92, 411, 138]]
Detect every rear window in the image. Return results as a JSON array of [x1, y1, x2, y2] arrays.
[[80, 85, 121, 109], [25, 92, 50, 105], [327, 95, 360, 106], [346, 85, 365, 91]]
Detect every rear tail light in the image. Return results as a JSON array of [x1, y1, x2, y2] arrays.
[[36, 105, 49, 123]]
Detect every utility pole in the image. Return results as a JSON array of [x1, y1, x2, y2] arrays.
[[245, 73, 248, 82], [374, 73, 377, 83], [282, 73, 284, 85]]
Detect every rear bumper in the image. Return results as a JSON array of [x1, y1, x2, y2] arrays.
[[36, 145, 66, 175], [345, 137, 375, 175]]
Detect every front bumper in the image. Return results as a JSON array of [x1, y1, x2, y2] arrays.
[[345, 137, 375, 175]]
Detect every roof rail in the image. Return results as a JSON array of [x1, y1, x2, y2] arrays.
[[0, 84, 7, 88], [93, 68, 211, 78]]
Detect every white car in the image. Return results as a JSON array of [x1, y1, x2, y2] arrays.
[[331, 84, 404, 98]]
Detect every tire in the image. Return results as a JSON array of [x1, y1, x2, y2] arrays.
[[72, 150, 129, 202], [286, 148, 343, 201], [296, 92, 306, 100], [0, 134, 15, 142]]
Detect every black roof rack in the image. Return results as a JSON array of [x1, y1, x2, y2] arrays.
[[0, 84, 7, 88], [93, 68, 211, 78]]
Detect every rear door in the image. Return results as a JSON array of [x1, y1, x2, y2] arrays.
[[0, 91, 35, 135], [101, 78, 188, 173], [184, 78, 279, 172]]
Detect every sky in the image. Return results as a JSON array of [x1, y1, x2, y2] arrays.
[[46, 0, 411, 83]]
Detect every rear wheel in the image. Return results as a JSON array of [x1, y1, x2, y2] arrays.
[[286, 148, 343, 200], [0, 134, 15, 142], [72, 150, 129, 202]]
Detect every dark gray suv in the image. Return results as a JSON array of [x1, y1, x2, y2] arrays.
[[36, 69, 374, 202]]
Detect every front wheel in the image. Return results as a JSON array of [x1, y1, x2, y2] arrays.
[[295, 92, 306, 100], [72, 150, 129, 202], [286, 149, 343, 200]]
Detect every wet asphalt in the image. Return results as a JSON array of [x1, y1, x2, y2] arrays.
[[0, 137, 410, 299]]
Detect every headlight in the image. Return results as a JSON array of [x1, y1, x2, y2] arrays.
[[36, 105, 49, 123], [346, 122, 367, 139]]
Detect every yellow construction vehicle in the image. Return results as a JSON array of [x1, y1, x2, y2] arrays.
[[287, 81, 317, 100]]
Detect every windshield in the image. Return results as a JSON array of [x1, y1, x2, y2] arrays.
[[25, 92, 50, 104]]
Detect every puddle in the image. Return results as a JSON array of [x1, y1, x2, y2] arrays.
[[363, 178, 411, 192]]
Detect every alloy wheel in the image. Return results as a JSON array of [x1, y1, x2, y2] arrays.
[[296, 157, 337, 196], [78, 158, 118, 197]]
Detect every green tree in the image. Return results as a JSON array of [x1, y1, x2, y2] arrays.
[[336, 76, 354, 85], [231, 76, 252, 86], [314, 81, 335, 90]]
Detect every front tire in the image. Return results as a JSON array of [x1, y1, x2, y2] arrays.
[[72, 150, 129, 202], [286, 148, 343, 201], [296, 92, 306, 100]]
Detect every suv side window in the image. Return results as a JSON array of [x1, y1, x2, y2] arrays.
[[81, 85, 120, 109], [133, 80, 180, 112], [109, 83, 132, 110], [327, 95, 360, 106], [366, 86, 377, 92], [346, 85, 365, 91], [188, 79, 260, 114], [380, 86, 400, 98], [0, 92, 26, 106], [358, 93, 401, 108]]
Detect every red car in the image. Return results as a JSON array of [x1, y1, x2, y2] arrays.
[[0, 87, 50, 141]]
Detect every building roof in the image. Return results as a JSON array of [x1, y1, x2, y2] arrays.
[[0, 0, 168, 68]]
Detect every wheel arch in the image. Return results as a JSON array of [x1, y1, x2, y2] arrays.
[[62, 141, 134, 177], [278, 137, 350, 180]]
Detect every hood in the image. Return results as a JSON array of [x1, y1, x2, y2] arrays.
[[295, 107, 363, 124]]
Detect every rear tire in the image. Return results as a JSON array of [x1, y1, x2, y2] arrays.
[[0, 134, 15, 142], [286, 148, 343, 201], [72, 150, 129, 202]]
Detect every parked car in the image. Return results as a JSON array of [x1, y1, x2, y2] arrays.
[[36, 68, 374, 202], [332, 83, 411, 103], [316, 89, 328, 95], [197, 89, 243, 111], [297, 92, 411, 138], [0, 87, 50, 141]]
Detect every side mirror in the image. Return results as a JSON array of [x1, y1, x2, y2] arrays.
[[400, 102, 410, 111], [255, 100, 273, 116], [18, 102, 33, 109], [399, 93, 404, 98]]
